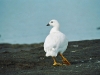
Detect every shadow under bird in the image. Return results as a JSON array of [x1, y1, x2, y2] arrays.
[[44, 19, 71, 66]]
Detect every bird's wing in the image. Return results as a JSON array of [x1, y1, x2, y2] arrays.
[[44, 32, 67, 52]]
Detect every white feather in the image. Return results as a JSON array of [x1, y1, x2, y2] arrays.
[[44, 20, 68, 57]]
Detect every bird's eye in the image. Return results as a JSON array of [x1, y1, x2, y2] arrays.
[[51, 21, 53, 23]]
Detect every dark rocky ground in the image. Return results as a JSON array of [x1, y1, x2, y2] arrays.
[[0, 39, 100, 75]]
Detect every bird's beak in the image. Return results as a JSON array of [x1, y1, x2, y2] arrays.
[[46, 23, 50, 26]]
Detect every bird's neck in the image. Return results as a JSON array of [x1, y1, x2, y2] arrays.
[[50, 26, 60, 34]]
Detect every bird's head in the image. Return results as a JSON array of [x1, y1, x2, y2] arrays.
[[47, 19, 59, 27]]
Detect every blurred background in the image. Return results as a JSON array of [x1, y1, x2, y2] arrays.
[[0, 0, 100, 44]]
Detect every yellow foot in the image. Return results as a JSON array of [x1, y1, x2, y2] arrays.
[[53, 63, 62, 66], [62, 58, 71, 65]]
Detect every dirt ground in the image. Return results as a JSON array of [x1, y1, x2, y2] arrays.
[[0, 39, 100, 75]]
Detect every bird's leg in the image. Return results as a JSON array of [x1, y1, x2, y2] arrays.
[[59, 53, 71, 65], [52, 57, 62, 66]]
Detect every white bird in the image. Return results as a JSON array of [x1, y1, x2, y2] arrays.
[[44, 19, 71, 66]]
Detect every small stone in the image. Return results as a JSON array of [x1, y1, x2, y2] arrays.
[[76, 66, 78, 67], [96, 61, 100, 63], [71, 51, 76, 52], [73, 45, 78, 47], [90, 58, 92, 60], [79, 64, 82, 66], [81, 61, 84, 62]]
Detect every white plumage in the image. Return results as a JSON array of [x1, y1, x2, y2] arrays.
[[44, 19, 68, 57], [44, 19, 70, 66]]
